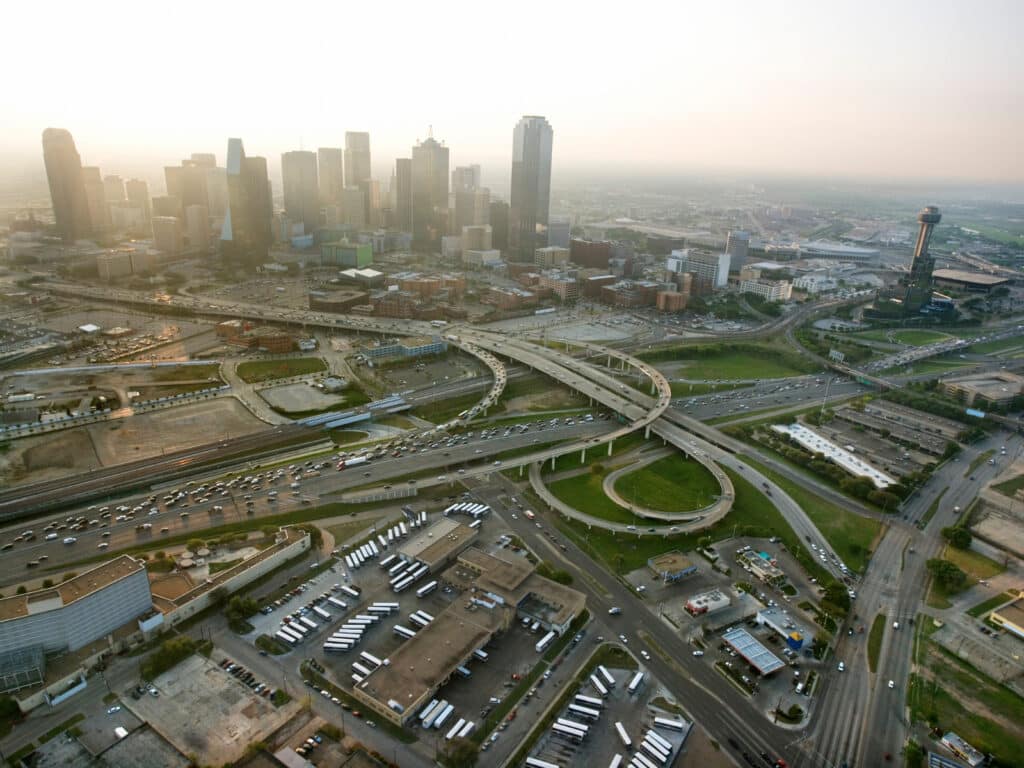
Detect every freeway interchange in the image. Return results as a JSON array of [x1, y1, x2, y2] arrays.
[[8, 282, 1003, 767]]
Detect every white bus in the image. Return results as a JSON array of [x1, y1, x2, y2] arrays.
[[416, 580, 438, 598], [433, 704, 455, 729], [642, 739, 669, 765], [368, 605, 393, 616], [557, 718, 588, 734], [418, 699, 439, 722], [409, 614, 429, 629], [632, 753, 658, 768], [313, 607, 332, 621], [275, 630, 298, 645], [615, 722, 633, 750], [324, 641, 351, 652], [344, 554, 354, 570], [377, 534, 388, 550], [646, 730, 671, 752], [394, 625, 416, 640], [468, 519, 482, 529], [388, 528, 396, 544], [530, 620, 541, 633], [526, 759, 562, 768], [590, 674, 609, 697], [393, 576, 414, 593], [422, 700, 447, 729], [457, 720, 474, 738], [455, 665, 471, 678], [354, 614, 379, 623], [352, 662, 373, 677], [575, 694, 604, 709], [567, 703, 600, 721], [380, 554, 397, 569], [369, 541, 380, 557], [415, 610, 435, 623], [286, 622, 309, 637], [278, 627, 302, 644], [598, 665, 616, 687], [627, 671, 645, 694], [535, 630, 556, 654], [551, 723, 585, 743], [327, 597, 347, 610], [652, 717, 686, 732], [399, 522, 407, 537], [360, 651, 383, 669], [411, 564, 428, 580], [299, 617, 318, 631], [388, 561, 407, 577], [351, 673, 363, 685], [608, 756, 623, 768], [340, 585, 361, 599], [472, 648, 488, 662], [445, 718, 466, 741]]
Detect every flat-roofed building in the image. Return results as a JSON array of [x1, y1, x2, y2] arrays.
[[685, 590, 730, 616], [534, 245, 569, 268], [397, 517, 478, 571], [942, 371, 1024, 408], [739, 278, 792, 302], [932, 269, 1009, 294], [647, 551, 698, 583], [989, 596, 1024, 640], [308, 289, 368, 313], [360, 335, 447, 361]]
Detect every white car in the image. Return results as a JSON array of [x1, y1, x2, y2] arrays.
[[837, 661, 845, 672], [619, 634, 628, 644], [692, 650, 704, 657], [97, 542, 109, 549], [640, 650, 650, 660], [62, 537, 77, 545], [888, 680, 895, 689]]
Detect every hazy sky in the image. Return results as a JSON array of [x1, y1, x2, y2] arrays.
[[4, 0, 1022, 186]]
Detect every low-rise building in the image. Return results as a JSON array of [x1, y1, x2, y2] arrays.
[[534, 245, 570, 268], [360, 335, 447, 361], [685, 589, 730, 616], [989, 596, 1024, 640], [538, 271, 579, 302], [739, 278, 793, 302], [656, 290, 688, 312], [940, 732, 985, 767], [942, 371, 1024, 408], [308, 289, 369, 313], [320, 240, 372, 268], [647, 551, 698, 583], [463, 248, 503, 268]]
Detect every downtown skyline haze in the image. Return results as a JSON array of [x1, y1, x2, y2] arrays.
[[2, 0, 1023, 186]]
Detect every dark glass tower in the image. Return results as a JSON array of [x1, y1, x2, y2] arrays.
[[509, 115, 553, 261], [281, 150, 319, 235], [42, 128, 92, 242], [220, 138, 272, 267]]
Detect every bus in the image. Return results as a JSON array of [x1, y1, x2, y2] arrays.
[[380, 554, 397, 569], [327, 597, 347, 610], [394, 625, 416, 640], [399, 522, 407, 537], [286, 622, 309, 637], [299, 617, 319, 631], [567, 703, 600, 721], [388, 528, 396, 544], [526, 759, 561, 768], [445, 718, 467, 741], [457, 720, 474, 739], [530, 620, 541, 633], [468, 519, 482, 529], [455, 665, 471, 678], [275, 630, 298, 646], [598, 665, 616, 687], [433, 704, 454, 729], [354, 614, 379, 623], [608, 756, 623, 768], [278, 627, 302, 644], [557, 718, 588, 734], [340, 585, 361, 599], [632, 753, 658, 768], [313, 607, 332, 622], [646, 730, 671, 752], [368, 605, 393, 616], [589, 674, 608, 697], [642, 739, 669, 765], [360, 651, 383, 669], [627, 671, 645, 695], [535, 630, 556, 654], [422, 700, 447, 729], [472, 648, 488, 662], [652, 717, 686, 732], [415, 610, 435, 623], [615, 722, 632, 750], [409, 614, 429, 629], [411, 564, 428, 580], [551, 723, 585, 743], [323, 642, 351, 653], [393, 576, 414, 593], [388, 561, 406, 577], [352, 662, 373, 677], [351, 673, 363, 685], [377, 534, 388, 550], [369, 541, 380, 557], [418, 699, 439, 722], [575, 694, 603, 709], [416, 580, 438, 598], [344, 554, 354, 570]]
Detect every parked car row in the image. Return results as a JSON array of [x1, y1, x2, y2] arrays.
[[219, 658, 275, 699]]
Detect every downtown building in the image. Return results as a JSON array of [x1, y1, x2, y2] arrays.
[[509, 115, 553, 261], [220, 138, 273, 266], [281, 150, 320, 235], [42, 128, 93, 242], [411, 134, 450, 251]]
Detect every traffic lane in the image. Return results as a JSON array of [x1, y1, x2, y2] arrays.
[[1, 423, 613, 574]]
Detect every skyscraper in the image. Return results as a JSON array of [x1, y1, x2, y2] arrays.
[[165, 160, 209, 212], [344, 132, 371, 188], [359, 179, 382, 228], [221, 138, 272, 266], [103, 175, 125, 202], [394, 158, 413, 233], [725, 230, 750, 272], [411, 134, 449, 251], [489, 199, 510, 253], [184, 205, 210, 251], [318, 147, 344, 206], [903, 206, 942, 311], [125, 178, 152, 225], [41, 128, 92, 242], [451, 165, 481, 192], [281, 150, 319, 235], [509, 115, 553, 261], [81, 166, 111, 233]]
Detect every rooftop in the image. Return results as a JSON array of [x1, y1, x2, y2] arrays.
[[722, 626, 785, 675], [992, 598, 1024, 629], [456, 548, 533, 593], [933, 268, 1009, 286], [0, 555, 144, 622]]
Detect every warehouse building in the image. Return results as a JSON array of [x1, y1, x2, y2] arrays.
[[932, 269, 1010, 294]]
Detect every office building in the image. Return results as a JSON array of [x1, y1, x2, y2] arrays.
[[220, 138, 273, 266], [739, 278, 792, 302], [81, 166, 110, 232], [165, 159, 210, 212], [726, 230, 750, 272], [281, 150, 319, 235], [547, 217, 571, 249], [451, 164, 481, 191], [461, 224, 492, 252], [411, 133, 450, 251], [464, 249, 502, 268], [151, 195, 181, 219], [359, 178, 382, 228], [341, 187, 366, 229], [318, 147, 343, 206], [534, 245, 569, 268], [184, 205, 210, 251], [657, 290, 688, 312], [96, 251, 133, 281], [668, 249, 730, 289], [124, 179, 151, 225], [41, 128, 93, 242], [538, 271, 578, 302], [570, 238, 611, 269], [394, 158, 413, 232], [152, 216, 183, 254], [103, 175, 125, 202], [204, 167, 228, 219], [509, 115, 553, 260], [489, 200, 509, 252], [190, 152, 216, 167], [451, 187, 489, 233], [320, 240, 373, 268], [344, 131, 371, 187]]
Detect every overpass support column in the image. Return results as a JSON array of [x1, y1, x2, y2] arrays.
[[645, 424, 651, 439], [519, 464, 525, 477], [607, 354, 611, 367], [650, 381, 656, 396], [607, 439, 614, 456], [551, 456, 557, 471], [580, 449, 586, 464]]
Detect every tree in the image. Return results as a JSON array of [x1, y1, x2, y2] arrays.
[[926, 558, 967, 591], [209, 586, 229, 607], [186, 539, 204, 553], [62, 572, 77, 581], [941, 526, 972, 549], [822, 582, 852, 614], [41, 579, 54, 589], [443, 738, 479, 768], [16, 586, 27, 595]]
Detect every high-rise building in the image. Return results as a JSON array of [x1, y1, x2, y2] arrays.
[[411, 134, 449, 251], [341, 187, 366, 229], [165, 160, 210, 212], [318, 147, 344, 206], [547, 217, 571, 249], [41, 127, 93, 242], [904, 206, 941, 311], [509, 115, 553, 261], [344, 132, 371, 188], [81, 166, 111, 232], [462, 225, 492, 252], [394, 158, 413, 233], [103, 175, 125, 202], [124, 178, 151, 227], [205, 167, 228, 219], [221, 138, 272, 266], [152, 216, 184, 254], [451, 164, 481, 192], [451, 187, 489, 234], [184, 204, 210, 251], [489, 200, 509, 253], [281, 150, 319, 235], [359, 178, 382, 228], [725, 230, 750, 272], [190, 152, 216, 168]]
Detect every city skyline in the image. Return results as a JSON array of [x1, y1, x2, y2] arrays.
[[3, 1, 1021, 185]]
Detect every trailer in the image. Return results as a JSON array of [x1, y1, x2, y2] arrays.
[[575, 694, 604, 709], [597, 665, 616, 687], [535, 630, 556, 654], [615, 722, 632, 750], [393, 625, 416, 640], [313, 607, 332, 622], [652, 717, 686, 732], [433, 704, 454, 729], [590, 674, 609, 697], [567, 703, 600, 721], [627, 671, 645, 695], [416, 580, 438, 598], [327, 597, 347, 610]]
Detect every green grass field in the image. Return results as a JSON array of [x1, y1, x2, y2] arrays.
[[920, 488, 947, 527], [970, 335, 1024, 355], [966, 591, 1015, 618], [943, 545, 1004, 582], [741, 457, 881, 573], [549, 472, 649, 526], [854, 328, 952, 346], [325, 518, 382, 547], [236, 357, 326, 383], [867, 613, 886, 673], [151, 363, 220, 382], [992, 472, 1024, 498], [641, 343, 817, 381], [614, 453, 720, 512], [542, 432, 647, 475]]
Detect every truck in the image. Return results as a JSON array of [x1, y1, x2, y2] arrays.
[[338, 456, 369, 471], [523, 510, 536, 520]]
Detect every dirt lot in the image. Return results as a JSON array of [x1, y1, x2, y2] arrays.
[[127, 655, 295, 767]]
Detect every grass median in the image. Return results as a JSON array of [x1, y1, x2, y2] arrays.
[[867, 613, 886, 673]]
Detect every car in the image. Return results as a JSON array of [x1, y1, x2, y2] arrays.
[[106, 705, 121, 714], [97, 542, 109, 549], [837, 661, 845, 672], [692, 650, 704, 657], [608, 607, 622, 615], [888, 680, 895, 689], [618, 634, 628, 644], [640, 650, 650, 660], [147, 685, 159, 697]]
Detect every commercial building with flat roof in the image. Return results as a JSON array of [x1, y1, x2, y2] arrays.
[[685, 590, 730, 616], [721, 626, 785, 676], [0, 556, 151, 658], [989, 597, 1024, 640], [397, 517, 478, 571], [320, 240, 372, 268], [360, 335, 447, 361], [941, 732, 984, 766], [942, 371, 1024, 408], [647, 551, 698, 583], [932, 268, 1010, 293]]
